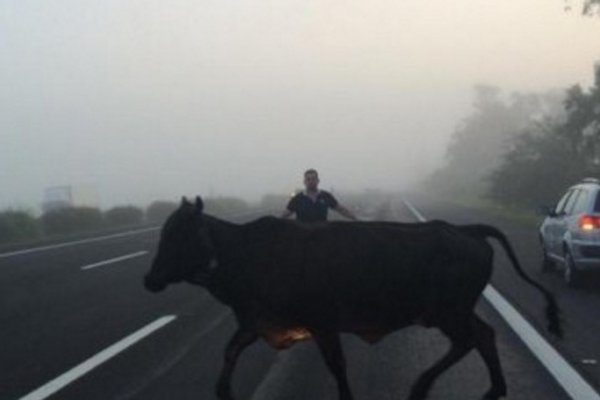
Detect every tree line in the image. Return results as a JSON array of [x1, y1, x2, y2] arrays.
[[570, 0, 600, 15], [425, 63, 600, 210], [0, 197, 250, 245]]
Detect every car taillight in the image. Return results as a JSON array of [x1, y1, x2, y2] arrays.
[[579, 215, 600, 231]]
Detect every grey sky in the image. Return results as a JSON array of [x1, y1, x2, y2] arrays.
[[1, 0, 599, 210]]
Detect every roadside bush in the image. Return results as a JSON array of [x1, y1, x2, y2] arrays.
[[260, 194, 291, 213], [145, 197, 250, 223], [146, 201, 178, 223], [204, 196, 249, 217], [104, 205, 144, 226], [40, 207, 104, 235], [0, 210, 41, 244]]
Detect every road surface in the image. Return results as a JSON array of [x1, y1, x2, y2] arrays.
[[2, 199, 597, 400]]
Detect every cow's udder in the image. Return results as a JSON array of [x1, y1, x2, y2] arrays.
[[259, 325, 313, 349]]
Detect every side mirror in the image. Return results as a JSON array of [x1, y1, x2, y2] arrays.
[[539, 205, 557, 218]]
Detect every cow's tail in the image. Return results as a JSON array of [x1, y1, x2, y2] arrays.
[[461, 224, 562, 338]]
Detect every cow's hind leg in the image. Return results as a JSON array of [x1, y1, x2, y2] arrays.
[[472, 315, 506, 399], [314, 332, 354, 400], [216, 328, 258, 400], [408, 316, 475, 400]]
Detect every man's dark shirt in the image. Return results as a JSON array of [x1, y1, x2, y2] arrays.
[[286, 190, 338, 222]]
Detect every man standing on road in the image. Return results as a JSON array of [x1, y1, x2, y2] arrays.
[[281, 169, 357, 222]]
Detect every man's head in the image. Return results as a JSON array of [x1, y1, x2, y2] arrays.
[[303, 169, 319, 192]]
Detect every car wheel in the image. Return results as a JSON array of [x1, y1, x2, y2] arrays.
[[564, 252, 583, 288], [540, 245, 554, 273]]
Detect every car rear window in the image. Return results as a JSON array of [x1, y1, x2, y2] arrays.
[[572, 189, 590, 214], [555, 190, 574, 214], [593, 190, 600, 212], [564, 189, 581, 215]]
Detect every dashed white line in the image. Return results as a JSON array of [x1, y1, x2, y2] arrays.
[[80, 251, 149, 271], [402, 199, 600, 400], [0, 208, 272, 260], [0, 227, 159, 259], [402, 200, 427, 222], [115, 309, 233, 400], [18, 315, 177, 400]]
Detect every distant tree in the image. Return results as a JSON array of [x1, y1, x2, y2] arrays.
[[488, 64, 600, 208], [146, 201, 178, 223], [145, 197, 249, 223], [423, 86, 563, 198], [560, 66, 600, 164], [0, 210, 41, 244], [566, 0, 600, 15], [551, 64, 600, 174], [104, 205, 144, 226], [260, 194, 292, 213], [487, 124, 583, 208], [203, 197, 249, 217], [40, 207, 104, 235]]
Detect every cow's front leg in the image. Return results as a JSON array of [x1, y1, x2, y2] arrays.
[[314, 332, 354, 400], [216, 328, 258, 400]]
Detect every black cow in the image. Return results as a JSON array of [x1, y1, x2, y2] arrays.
[[144, 197, 561, 400]]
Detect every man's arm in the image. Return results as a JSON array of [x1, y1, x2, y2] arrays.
[[333, 204, 358, 221], [281, 195, 296, 219]]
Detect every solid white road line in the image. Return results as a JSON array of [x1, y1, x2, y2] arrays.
[[402, 199, 600, 400], [484, 286, 600, 400], [0, 227, 159, 259], [18, 315, 177, 400], [80, 251, 149, 271]]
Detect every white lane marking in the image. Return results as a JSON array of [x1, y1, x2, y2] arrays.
[[484, 286, 600, 400], [18, 315, 177, 400], [402, 200, 427, 222], [0, 227, 159, 259], [80, 251, 149, 271], [402, 199, 600, 400], [115, 310, 233, 400]]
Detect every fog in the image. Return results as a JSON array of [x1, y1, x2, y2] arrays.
[[1, 0, 599, 210]]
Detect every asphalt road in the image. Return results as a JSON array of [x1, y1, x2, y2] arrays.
[[1, 199, 596, 400], [403, 195, 600, 397]]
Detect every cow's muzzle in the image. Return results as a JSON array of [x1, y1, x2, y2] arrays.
[[144, 274, 167, 292]]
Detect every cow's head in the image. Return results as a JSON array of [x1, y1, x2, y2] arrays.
[[144, 196, 216, 292]]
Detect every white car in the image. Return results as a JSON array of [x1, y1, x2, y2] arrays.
[[539, 178, 600, 287]]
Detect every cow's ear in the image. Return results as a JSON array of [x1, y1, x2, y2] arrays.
[[195, 196, 204, 214], [181, 196, 189, 205]]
